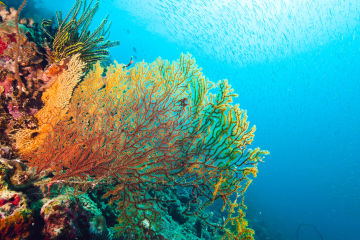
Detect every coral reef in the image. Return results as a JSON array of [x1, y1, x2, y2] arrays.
[[0, 209, 33, 240], [0, 158, 34, 189], [0, 0, 268, 239], [0, 1, 123, 238], [0, 4, 49, 154], [0, 176, 33, 240], [41, 194, 96, 239]]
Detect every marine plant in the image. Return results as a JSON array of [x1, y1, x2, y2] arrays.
[[17, 53, 268, 239], [41, 0, 119, 66]]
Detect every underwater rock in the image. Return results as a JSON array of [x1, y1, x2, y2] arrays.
[[148, 188, 220, 240], [40, 193, 110, 240], [41, 194, 87, 239], [0, 145, 14, 160], [0, 188, 33, 240], [75, 193, 109, 237], [0, 7, 43, 69], [0, 158, 35, 190], [8, 159, 32, 189], [0, 189, 27, 217], [0, 158, 12, 186]]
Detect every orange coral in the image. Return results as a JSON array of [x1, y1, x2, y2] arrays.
[[0, 190, 33, 240], [45, 64, 62, 77], [0, 210, 33, 240], [20, 54, 268, 238], [14, 54, 85, 154]]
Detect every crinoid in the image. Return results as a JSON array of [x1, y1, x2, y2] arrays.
[[41, 0, 119, 67]]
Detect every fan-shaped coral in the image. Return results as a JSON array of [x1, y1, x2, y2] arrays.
[[18, 54, 268, 239]]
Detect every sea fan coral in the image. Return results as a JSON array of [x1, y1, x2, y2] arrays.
[[19, 53, 268, 239]]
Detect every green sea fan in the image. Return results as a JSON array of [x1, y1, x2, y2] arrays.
[[41, 0, 119, 66]]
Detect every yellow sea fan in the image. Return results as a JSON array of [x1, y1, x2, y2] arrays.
[[37, 54, 85, 123], [15, 54, 85, 154]]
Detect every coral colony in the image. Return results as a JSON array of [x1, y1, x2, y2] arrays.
[[0, 0, 268, 239]]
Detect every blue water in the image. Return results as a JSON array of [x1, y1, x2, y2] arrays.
[[37, 0, 360, 239]]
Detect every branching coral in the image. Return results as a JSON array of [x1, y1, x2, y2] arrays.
[[18, 54, 268, 239], [41, 0, 119, 66]]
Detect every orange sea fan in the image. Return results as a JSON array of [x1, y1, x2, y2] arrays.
[[19, 54, 268, 239], [14, 54, 85, 154]]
